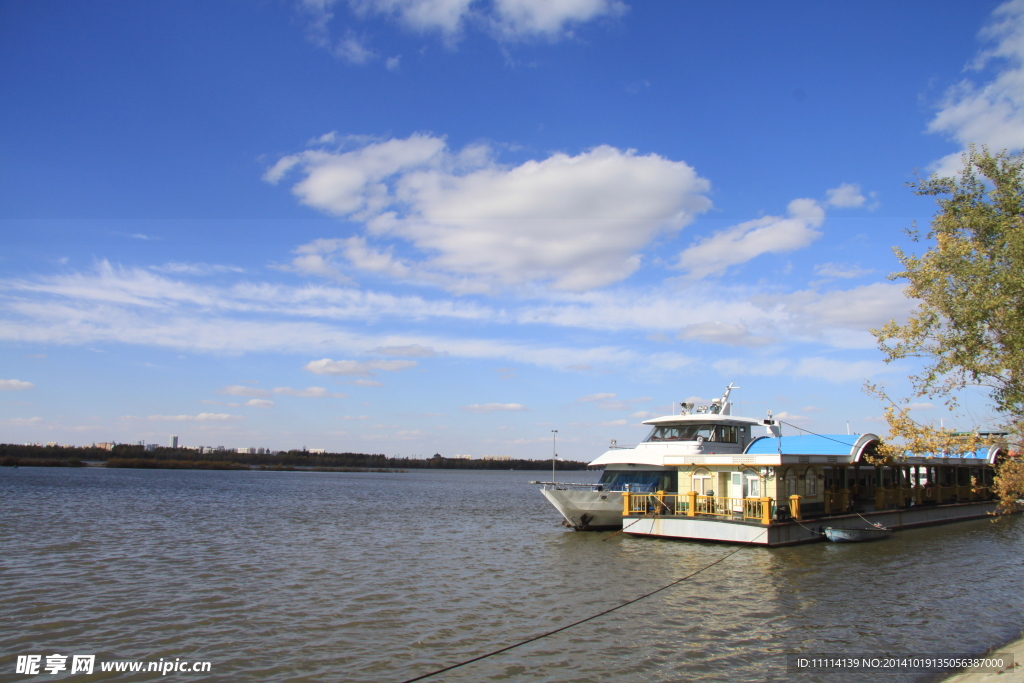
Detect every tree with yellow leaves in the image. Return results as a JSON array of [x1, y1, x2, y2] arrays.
[[871, 147, 1024, 512]]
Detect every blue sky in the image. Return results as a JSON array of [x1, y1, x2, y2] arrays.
[[3, 0, 1023, 458]]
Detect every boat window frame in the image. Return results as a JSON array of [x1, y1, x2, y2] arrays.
[[804, 467, 817, 497], [692, 467, 712, 495], [644, 423, 742, 443], [783, 467, 798, 498], [742, 468, 760, 498]]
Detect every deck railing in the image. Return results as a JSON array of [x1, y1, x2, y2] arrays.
[[623, 484, 996, 525], [623, 491, 773, 524], [878, 484, 994, 508]]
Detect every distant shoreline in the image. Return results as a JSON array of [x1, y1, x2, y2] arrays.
[[1, 444, 595, 472]]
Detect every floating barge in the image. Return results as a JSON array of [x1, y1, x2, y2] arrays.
[[622, 433, 1003, 547]]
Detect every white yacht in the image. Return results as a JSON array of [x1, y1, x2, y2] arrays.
[[537, 383, 773, 530]]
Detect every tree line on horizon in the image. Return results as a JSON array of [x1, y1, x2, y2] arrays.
[[0, 443, 593, 471]]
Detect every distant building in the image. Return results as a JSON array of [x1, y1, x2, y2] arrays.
[[46, 441, 58, 447], [451, 454, 473, 460], [145, 443, 159, 451], [481, 455, 511, 461], [96, 442, 114, 451], [169, 435, 178, 448], [237, 447, 256, 454], [309, 448, 326, 454]]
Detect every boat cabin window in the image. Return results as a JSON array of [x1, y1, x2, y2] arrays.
[[645, 424, 739, 443], [804, 467, 817, 497], [692, 468, 712, 495], [597, 470, 675, 493], [783, 468, 798, 497]]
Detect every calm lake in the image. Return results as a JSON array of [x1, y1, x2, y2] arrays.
[[3, 466, 1023, 682]]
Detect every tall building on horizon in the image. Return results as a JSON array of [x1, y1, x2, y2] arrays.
[[170, 435, 178, 448]]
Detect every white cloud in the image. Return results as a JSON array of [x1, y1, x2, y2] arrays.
[[373, 343, 439, 357], [678, 322, 775, 347], [386, 55, 401, 71], [928, 0, 1024, 173], [267, 135, 712, 291], [285, 237, 411, 282], [602, 419, 628, 426], [778, 282, 913, 347], [462, 402, 528, 412], [151, 262, 245, 276], [491, 0, 627, 39], [303, 358, 418, 375], [595, 398, 650, 411], [220, 385, 272, 397], [361, 0, 475, 35], [334, 33, 375, 63], [578, 392, 616, 402], [677, 198, 824, 279], [714, 355, 890, 383], [144, 413, 242, 421], [824, 183, 867, 208], [712, 358, 793, 377], [300, 0, 623, 53], [273, 386, 347, 397], [0, 379, 35, 391], [0, 261, 911, 382], [813, 262, 873, 279], [791, 357, 892, 383], [245, 399, 276, 408]]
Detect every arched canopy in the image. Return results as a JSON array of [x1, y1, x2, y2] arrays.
[[744, 433, 880, 463]]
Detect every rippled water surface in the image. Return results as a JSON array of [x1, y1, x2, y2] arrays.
[[3, 467, 1024, 682]]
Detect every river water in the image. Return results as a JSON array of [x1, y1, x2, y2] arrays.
[[3, 466, 1023, 682]]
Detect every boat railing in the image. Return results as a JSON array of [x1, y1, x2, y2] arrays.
[[871, 484, 995, 508], [623, 491, 773, 524], [531, 481, 607, 490]]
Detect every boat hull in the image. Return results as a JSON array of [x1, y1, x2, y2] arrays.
[[624, 500, 1000, 546], [823, 526, 890, 542], [540, 488, 623, 530]]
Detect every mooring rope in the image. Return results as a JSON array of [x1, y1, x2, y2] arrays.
[[397, 528, 768, 683], [791, 517, 823, 536], [855, 511, 890, 530], [777, 421, 861, 447]]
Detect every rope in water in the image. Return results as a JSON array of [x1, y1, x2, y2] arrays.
[[602, 496, 672, 541], [397, 528, 767, 683]]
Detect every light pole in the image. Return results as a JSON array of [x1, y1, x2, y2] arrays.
[[551, 429, 558, 483]]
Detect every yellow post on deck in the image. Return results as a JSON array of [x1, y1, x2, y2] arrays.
[[686, 491, 697, 517], [789, 494, 802, 521], [622, 491, 631, 516], [760, 497, 772, 525]]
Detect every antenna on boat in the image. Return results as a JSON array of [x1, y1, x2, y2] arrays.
[[551, 430, 558, 484], [719, 382, 739, 415]]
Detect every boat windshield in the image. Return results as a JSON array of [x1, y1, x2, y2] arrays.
[[644, 424, 738, 443], [596, 470, 675, 493]]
